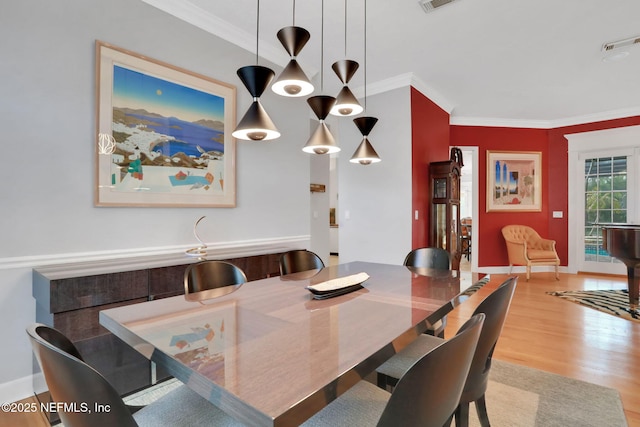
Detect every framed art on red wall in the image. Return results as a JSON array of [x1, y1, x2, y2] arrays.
[[486, 151, 542, 212]]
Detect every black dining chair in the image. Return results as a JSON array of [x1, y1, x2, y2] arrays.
[[27, 323, 242, 427], [183, 260, 247, 301], [404, 247, 451, 270], [301, 313, 485, 427], [404, 247, 451, 338], [279, 249, 325, 275], [376, 276, 518, 427]]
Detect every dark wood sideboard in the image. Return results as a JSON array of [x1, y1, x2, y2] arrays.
[[32, 251, 285, 424]]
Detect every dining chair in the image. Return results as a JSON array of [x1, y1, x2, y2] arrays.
[[183, 260, 247, 301], [376, 276, 517, 427], [27, 323, 242, 427], [301, 313, 485, 427], [404, 247, 451, 338], [279, 249, 325, 275]]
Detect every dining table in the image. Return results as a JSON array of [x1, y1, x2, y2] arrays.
[[99, 260, 464, 426]]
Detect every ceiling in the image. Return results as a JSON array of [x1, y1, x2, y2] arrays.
[[142, 0, 640, 128]]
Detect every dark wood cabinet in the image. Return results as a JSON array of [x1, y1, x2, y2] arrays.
[[32, 251, 286, 424], [430, 149, 463, 271]]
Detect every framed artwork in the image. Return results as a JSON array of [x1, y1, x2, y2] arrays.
[[95, 41, 237, 207], [486, 151, 542, 212]]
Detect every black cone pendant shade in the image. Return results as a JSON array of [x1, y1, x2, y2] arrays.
[[303, 96, 340, 154], [330, 59, 363, 116], [272, 27, 314, 97], [233, 65, 280, 141], [350, 116, 381, 165]]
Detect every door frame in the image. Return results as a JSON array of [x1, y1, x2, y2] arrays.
[[567, 125, 640, 274]]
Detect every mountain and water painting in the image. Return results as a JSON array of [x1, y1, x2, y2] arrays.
[[109, 64, 227, 194]]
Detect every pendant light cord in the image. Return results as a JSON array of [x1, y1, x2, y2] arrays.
[[320, 0, 324, 91], [364, 0, 367, 111], [256, 0, 260, 64], [344, 0, 348, 58], [293, 0, 296, 26]]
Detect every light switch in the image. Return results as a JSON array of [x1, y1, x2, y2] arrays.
[[415, 210, 419, 220], [552, 211, 563, 218]]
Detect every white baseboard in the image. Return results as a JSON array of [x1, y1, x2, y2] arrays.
[[476, 266, 569, 276], [0, 374, 39, 404]]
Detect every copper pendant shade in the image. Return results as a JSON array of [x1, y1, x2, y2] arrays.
[[330, 59, 363, 116], [232, 65, 280, 141], [303, 96, 340, 155], [272, 26, 314, 97], [350, 116, 381, 165]]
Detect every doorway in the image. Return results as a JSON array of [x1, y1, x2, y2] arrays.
[[459, 147, 479, 272], [567, 126, 640, 274]]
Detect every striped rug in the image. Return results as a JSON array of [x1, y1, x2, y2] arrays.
[[547, 289, 639, 322]]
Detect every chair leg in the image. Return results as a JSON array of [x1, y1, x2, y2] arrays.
[[508, 264, 513, 274], [454, 402, 470, 427], [376, 372, 387, 390], [526, 265, 531, 281], [555, 264, 559, 280], [475, 395, 491, 427]]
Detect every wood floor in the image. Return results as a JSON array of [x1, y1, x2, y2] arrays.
[[448, 271, 640, 427], [2, 271, 639, 426]]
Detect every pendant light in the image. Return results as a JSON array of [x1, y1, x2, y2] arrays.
[[350, 0, 381, 165], [272, 0, 314, 97], [330, 0, 363, 117], [303, 0, 340, 155], [232, 0, 280, 141], [350, 117, 381, 164]]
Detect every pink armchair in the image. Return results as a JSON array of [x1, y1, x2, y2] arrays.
[[501, 225, 560, 281]]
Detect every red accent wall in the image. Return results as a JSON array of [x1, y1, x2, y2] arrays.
[[450, 116, 640, 268], [450, 126, 550, 266], [411, 87, 450, 248]]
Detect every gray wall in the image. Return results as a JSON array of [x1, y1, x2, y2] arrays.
[[0, 0, 311, 400], [337, 87, 413, 265]]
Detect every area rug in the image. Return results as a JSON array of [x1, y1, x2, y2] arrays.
[[120, 360, 627, 427], [469, 360, 628, 427], [547, 289, 640, 322], [460, 274, 491, 296]]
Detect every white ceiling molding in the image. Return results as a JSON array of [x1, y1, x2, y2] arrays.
[[353, 72, 455, 114], [450, 116, 553, 129], [547, 106, 640, 129], [140, 0, 288, 68], [452, 106, 640, 130]]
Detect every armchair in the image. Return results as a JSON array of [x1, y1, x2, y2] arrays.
[[501, 225, 560, 281]]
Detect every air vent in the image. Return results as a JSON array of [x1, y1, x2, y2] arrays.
[[419, 0, 455, 14], [602, 35, 640, 51]]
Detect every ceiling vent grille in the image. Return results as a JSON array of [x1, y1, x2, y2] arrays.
[[419, 0, 456, 14], [602, 35, 640, 51]]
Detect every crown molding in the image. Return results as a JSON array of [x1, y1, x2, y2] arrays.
[[546, 106, 640, 129], [450, 116, 553, 129], [141, 0, 287, 68], [353, 72, 456, 114], [451, 106, 640, 129]]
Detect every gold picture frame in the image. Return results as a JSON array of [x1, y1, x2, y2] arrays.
[[95, 41, 236, 207], [486, 151, 542, 212]]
